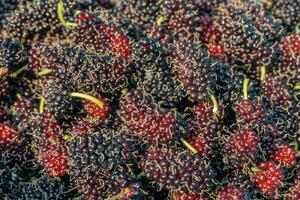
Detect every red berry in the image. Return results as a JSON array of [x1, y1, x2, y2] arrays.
[[119, 90, 182, 145], [199, 17, 221, 44], [189, 135, 212, 156], [252, 161, 283, 198], [29, 41, 60, 73], [38, 143, 68, 177], [32, 114, 68, 177], [262, 77, 291, 109], [273, 144, 297, 167], [236, 100, 265, 126], [282, 34, 300, 58], [225, 128, 259, 168], [0, 124, 18, 147], [216, 186, 246, 200], [104, 25, 132, 60], [187, 102, 221, 138], [208, 44, 225, 56], [108, 34, 132, 60], [84, 95, 110, 120], [0, 124, 25, 155], [226, 129, 258, 154]]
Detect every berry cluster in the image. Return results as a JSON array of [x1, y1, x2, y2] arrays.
[[0, 0, 300, 199]]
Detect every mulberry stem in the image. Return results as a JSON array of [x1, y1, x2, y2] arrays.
[[156, 16, 164, 26], [39, 97, 45, 114], [69, 92, 104, 109], [260, 65, 266, 81], [11, 65, 27, 78], [294, 83, 300, 90], [36, 68, 53, 77], [63, 135, 73, 141], [180, 138, 198, 154], [57, 1, 77, 29], [296, 23, 300, 34], [209, 91, 218, 114], [16, 93, 22, 100], [243, 78, 250, 100], [251, 167, 261, 172]]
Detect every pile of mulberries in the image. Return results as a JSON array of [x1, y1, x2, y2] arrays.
[[1, 0, 300, 199]]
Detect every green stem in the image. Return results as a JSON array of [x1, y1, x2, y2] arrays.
[[180, 138, 198, 154], [39, 97, 45, 114], [156, 16, 164, 26], [243, 78, 250, 100], [260, 65, 266, 81], [63, 135, 73, 141], [296, 23, 300, 34], [251, 167, 261, 172], [16, 93, 22, 100], [57, 1, 77, 29], [69, 92, 104, 109], [11, 65, 28, 78], [209, 91, 218, 114], [294, 84, 300, 90], [36, 68, 53, 77]]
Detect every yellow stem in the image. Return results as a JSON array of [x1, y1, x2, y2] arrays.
[[36, 68, 53, 77], [294, 84, 300, 90], [156, 16, 164, 26], [39, 97, 45, 114], [260, 65, 266, 81], [243, 78, 250, 100], [57, 1, 77, 29], [209, 91, 218, 114], [11, 65, 28, 78], [251, 167, 261, 172], [296, 23, 300, 34], [63, 135, 73, 141], [69, 92, 104, 109], [16, 93, 22, 100], [180, 138, 198, 154]]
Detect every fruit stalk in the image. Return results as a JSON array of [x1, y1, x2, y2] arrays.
[[180, 138, 198, 154], [69, 92, 104, 109], [36, 68, 53, 77], [209, 91, 218, 113], [260, 65, 266, 81], [243, 78, 250, 100], [57, 1, 77, 28], [39, 97, 45, 114], [11, 64, 28, 78]]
